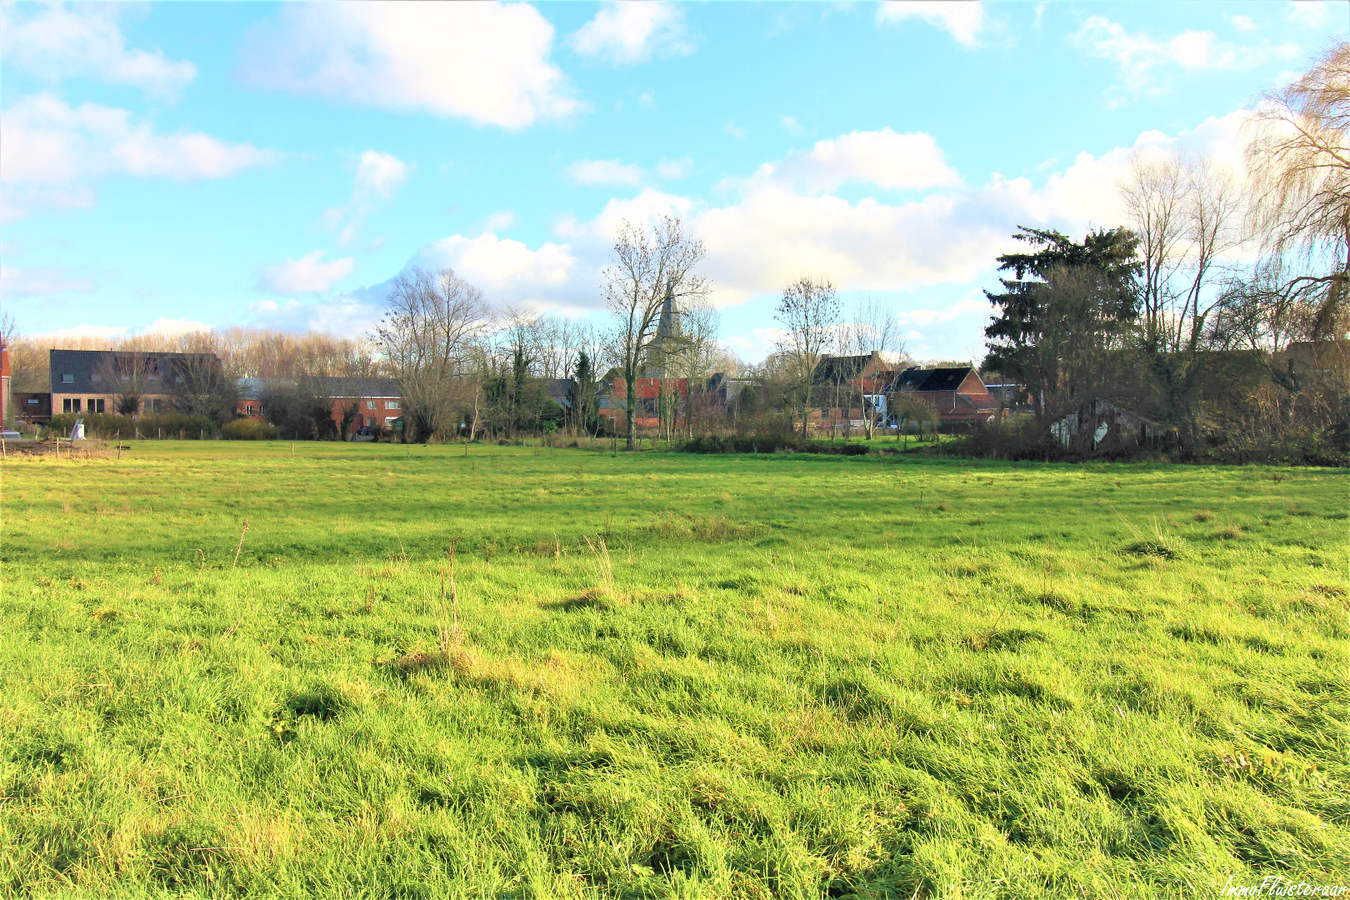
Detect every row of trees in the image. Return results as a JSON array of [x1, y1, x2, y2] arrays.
[[981, 45, 1350, 460]]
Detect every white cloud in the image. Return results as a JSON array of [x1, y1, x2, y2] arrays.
[[240, 1, 578, 129], [412, 235, 578, 308], [321, 150, 410, 244], [483, 211, 518, 234], [1228, 14, 1259, 33], [1287, 2, 1333, 28], [35, 323, 130, 342], [0, 3, 197, 101], [0, 263, 96, 298], [725, 122, 748, 140], [876, 1, 985, 47], [657, 156, 693, 179], [0, 94, 278, 221], [568, 1, 695, 65], [351, 115, 1255, 356], [145, 317, 213, 335], [565, 158, 645, 187], [257, 251, 356, 294], [247, 296, 382, 335], [1072, 16, 1301, 102], [780, 115, 804, 135], [353, 150, 409, 201], [762, 129, 962, 193]]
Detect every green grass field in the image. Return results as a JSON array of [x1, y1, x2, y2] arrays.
[[2, 442, 1347, 899]]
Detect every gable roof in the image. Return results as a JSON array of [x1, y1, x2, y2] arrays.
[[812, 353, 877, 385], [890, 366, 979, 393], [49, 349, 219, 394]]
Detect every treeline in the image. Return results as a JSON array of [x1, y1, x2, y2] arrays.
[[972, 47, 1350, 465]]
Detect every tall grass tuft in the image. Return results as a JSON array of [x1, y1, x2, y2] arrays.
[[231, 520, 250, 569], [583, 534, 615, 600]]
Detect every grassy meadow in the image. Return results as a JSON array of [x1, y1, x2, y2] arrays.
[[1, 441, 1347, 898]]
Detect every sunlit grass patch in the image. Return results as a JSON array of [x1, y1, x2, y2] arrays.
[[1, 443, 1346, 897]]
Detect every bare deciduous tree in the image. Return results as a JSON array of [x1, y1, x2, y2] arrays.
[[603, 216, 708, 450], [98, 352, 153, 416], [775, 276, 840, 437], [1248, 42, 1350, 340], [840, 296, 904, 438], [375, 266, 489, 443]]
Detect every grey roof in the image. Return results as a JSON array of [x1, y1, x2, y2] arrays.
[[49, 349, 218, 394], [236, 375, 402, 400], [313, 376, 401, 398], [542, 378, 574, 406], [891, 366, 979, 393], [812, 354, 875, 385]]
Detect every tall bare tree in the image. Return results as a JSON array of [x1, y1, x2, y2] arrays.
[[375, 267, 489, 443], [98, 352, 154, 416], [840, 296, 904, 438], [1248, 42, 1350, 340], [603, 216, 709, 450], [775, 276, 840, 437]]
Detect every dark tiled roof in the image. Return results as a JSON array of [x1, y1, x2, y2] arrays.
[[313, 376, 401, 398], [49, 349, 218, 394], [890, 366, 977, 393], [543, 378, 574, 405], [812, 354, 874, 385]]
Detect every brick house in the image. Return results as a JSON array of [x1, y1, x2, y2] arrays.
[[885, 366, 998, 427], [12, 392, 52, 424], [1, 344, 10, 429], [600, 375, 690, 430], [49, 349, 221, 416], [236, 376, 403, 436], [809, 352, 892, 430]]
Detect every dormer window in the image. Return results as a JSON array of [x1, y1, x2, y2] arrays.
[[61, 373, 74, 384]]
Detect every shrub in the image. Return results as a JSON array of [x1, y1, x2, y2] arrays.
[[679, 434, 871, 456], [47, 412, 216, 439], [222, 418, 278, 441]]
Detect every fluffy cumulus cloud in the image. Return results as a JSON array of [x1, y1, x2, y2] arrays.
[[321, 150, 411, 244], [412, 235, 579, 308], [565, 158, 645, 187], [0, 93, 278, 221], [346, 114, 1254, 355], [568, 1, 695, 65], [876, 1, 985, 48], [0, 263, 96, 298], [257, 251, 356, 295], [240, 1, 578, 129], [1286, 1, 1334, 29], [1072, 16, 1301, 102], [247, 295, 382, 335], [0, 2, 197, 100], [761, 129, 961, 193]]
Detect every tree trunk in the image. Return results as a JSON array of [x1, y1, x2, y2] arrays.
[[625, 365, 638, 451]]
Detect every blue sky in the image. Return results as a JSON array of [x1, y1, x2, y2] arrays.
[[2, 1, 1346, 362]]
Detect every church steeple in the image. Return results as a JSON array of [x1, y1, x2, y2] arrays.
[[656, 280, 680, 342]]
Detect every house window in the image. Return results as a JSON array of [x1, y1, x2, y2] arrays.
[[91, 399, 106, 413], [386, 400, 400, 410], [62, 373, 74, 384], [63, 398, 81, 413], [91, 373, 102, 382], [366, 401, 375, 409], [26, 398, 38, 405], [384, 416, 399, 427], [245, 403, 256, 416]]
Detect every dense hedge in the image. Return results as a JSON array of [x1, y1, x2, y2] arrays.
[[679, 435, 871, 455], [46, 412, 217, 438], [221, 418, 279, 440]]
